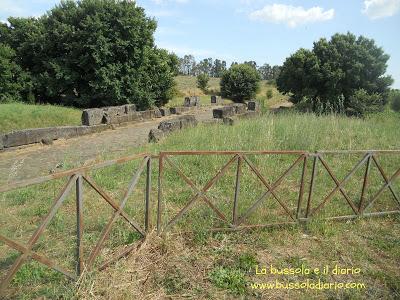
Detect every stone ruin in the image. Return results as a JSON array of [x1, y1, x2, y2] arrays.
[[211, 95, 223, 105], [184, 96, 200, 107]]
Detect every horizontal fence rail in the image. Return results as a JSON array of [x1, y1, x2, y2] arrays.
[[1, 150, 400, 294]]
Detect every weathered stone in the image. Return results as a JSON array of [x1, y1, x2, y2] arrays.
[[160, 108, 171, 117], [153, 109, 162, 118], [124, 104, 136, 114], [184, 96, 200, 107], [170, 106, 190, 115], [0, 135, 5, 150], [247, 101, 260, 112], [223, 117, 236, 126], [41, 138, 53, 145], [179, 115, 198, 129], [232, 103, 247, 114], [103, 106, 124, 118], [211, 95, 223, 105], [148, 129, 165, 143], [158, 119, 181, 132], [82, 108, 104, 126], [213, 106, 236, 119]]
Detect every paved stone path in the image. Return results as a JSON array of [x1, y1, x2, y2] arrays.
[[0, 107, 218, 184]]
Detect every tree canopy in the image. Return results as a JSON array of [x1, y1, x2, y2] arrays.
[[220, 64, 261, 103], [277, 32, 393, 114], [0, 0, 178, 109]]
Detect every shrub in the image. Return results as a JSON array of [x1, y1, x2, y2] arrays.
[[346, 89, 384, 116], [389, 90, 400, 112], [220, 64, 261, 103], [196, 73, 210, 93]]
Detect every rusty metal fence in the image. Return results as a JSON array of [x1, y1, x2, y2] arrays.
[[1, 150, 400, 293]]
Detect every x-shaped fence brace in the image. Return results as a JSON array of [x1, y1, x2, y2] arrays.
[[0, 155, 151, 294], [1, 150, 400, 294], [157, 151, 400, 233]]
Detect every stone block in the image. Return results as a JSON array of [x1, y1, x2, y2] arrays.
[[148, 129, 165, 143], [232, 103, 247, 114], [170, 107, 190, 115], [82, 108, 105, 126], [247, 101, 260, 112], [179, 115, 198, 129], [201, 119, 223, 125], [223, 117, 237, 126], [160, 108, 171, 117], [124, 104, 136, 114], [0, 134, 4, 150], [213, 106, 236, 119], [158, 119, 182, 132], [184, 96, 200, 107], [211, 95, 223, 105]]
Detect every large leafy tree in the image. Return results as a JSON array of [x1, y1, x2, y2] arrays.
[[277, 32, 393, 114], [220, 64, 261, 102], [0, 0, 177, 109]]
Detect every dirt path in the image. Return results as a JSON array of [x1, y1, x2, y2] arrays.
[[0, 107, 218, 184]]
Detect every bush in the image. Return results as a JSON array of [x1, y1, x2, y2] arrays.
[[346, 89, 385, 116], [389, 90, 400, 112], [196, 73, 209, 93], [220, 64, 261, 103], [1, 0, 177, 109]]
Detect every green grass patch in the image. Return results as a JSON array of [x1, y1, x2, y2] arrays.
[[0, 102, 81, 133]]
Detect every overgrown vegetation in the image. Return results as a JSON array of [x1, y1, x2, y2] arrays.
[[0, 0, 177, 109], [277, 32, 393, 115], [1, 111, 399, 299]]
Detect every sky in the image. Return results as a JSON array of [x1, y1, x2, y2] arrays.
[[1, 0, 399, 88]]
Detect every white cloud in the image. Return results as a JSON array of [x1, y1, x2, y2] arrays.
[[362, 0, 400, 19], [249, 4, 335, 28]]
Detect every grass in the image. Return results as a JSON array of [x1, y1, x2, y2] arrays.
[[0, 102, 82, 134], [1, 110, 399, 299]]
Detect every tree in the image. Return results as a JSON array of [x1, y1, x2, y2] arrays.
[[1, 0, 178, 109], [389, 89, 400, 112], [0, 43, 32, 103], [220, 64, 261, 103], [197, 73, 209, 92], [277, 32, 393, 115]]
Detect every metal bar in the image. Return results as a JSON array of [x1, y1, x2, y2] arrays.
[[306, 155, 318, 219], [296, 155, 308, 219], [0, 153, 150, 193], [317, 155, 359, 215], [299, 210, 400, 222], [372, 155, 400, 206], [85, 157, 148, 270], [241, 155, 304, 222], [164, 192, 201, 232], [157, 154, 164, 234], [359, 155, 372, 214], [159, 150, 307, 156], [76, 175, 84, 276], [363, 167, 400, 212], [82, 175, 146, 236], [0, 175, 77, 292], [145, 157, 151, 232], [0, 235, 76, 280], [233, 155, 242, 225], [164, 155, 236, 223], [311, 154, 370, 216]]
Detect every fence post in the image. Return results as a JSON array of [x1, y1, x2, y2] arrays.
[[157, 154, 164, 234], [306, 153, 318, 219], [233, 155, 242, 225], [76, 175, 84, 276], [145, 157, 151, 232], [297, 154, 308, 220]]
